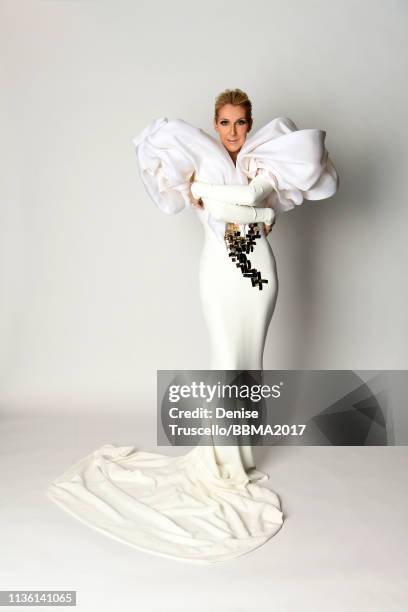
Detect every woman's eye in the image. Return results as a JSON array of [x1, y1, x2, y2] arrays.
[[220, 120, 246, 126]]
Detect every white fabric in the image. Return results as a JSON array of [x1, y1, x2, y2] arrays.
[[46, 116, 339, 565], [191, 174, 276, 225], [191, 172, 276, 205], [47, 228, 283, 565], [198, 198, 275, 225]]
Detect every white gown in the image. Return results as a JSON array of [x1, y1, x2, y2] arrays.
[[46, 117, 339, 565]]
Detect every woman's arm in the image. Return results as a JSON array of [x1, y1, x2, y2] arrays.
[[203, 198, 275, 225], [191, 173, 275, 205]]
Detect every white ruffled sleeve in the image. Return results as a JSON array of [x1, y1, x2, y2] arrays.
[[238, 117, 339, 215], [132, 118, 195, 214]]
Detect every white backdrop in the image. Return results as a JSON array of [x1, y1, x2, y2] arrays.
[[1, 0, 407, 412]]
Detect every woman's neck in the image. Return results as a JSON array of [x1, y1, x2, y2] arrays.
[[229, 151, 238, 165]]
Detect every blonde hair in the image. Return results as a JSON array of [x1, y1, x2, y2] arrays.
[[214, 88, 253, 131]]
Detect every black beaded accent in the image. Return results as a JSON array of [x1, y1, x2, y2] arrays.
[[224, 223, 269, 290]]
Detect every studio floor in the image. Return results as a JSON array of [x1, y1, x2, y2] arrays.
[[1, 408, 407, 612]]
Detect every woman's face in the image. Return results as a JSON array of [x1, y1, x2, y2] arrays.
[[214, 104, 250, 159]]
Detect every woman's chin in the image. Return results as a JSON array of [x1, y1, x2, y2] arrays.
[[224, 143, 242, 154]]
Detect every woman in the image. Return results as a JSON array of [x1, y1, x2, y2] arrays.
[[191, 93, 281, 480], [46, 89, 339, 565]]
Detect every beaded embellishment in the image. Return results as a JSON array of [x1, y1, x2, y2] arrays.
[[224, 223, 269, 290]]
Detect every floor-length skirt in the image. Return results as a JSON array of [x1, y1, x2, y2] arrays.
[[46, 223, 284, 565]]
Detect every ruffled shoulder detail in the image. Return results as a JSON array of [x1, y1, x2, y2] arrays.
[[237, 117, 339, 214], [132, 117, 232, 215], [132, 118, 198, 214]]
